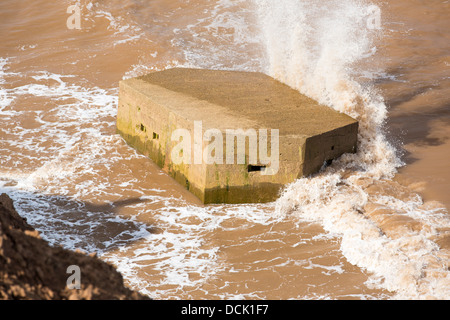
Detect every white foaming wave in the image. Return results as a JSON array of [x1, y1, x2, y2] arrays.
[[17, 71, 117, 119], [0, 57, 8, 82], [254, 0, 399, 175], [2, 187, 155, 255], [117, 0, 264, 78], [168, 0, 263, 71], [274, 173, 450, 299], [0, 66, 119, 172], [0, 59, 159, 253], [64, 1, 145, 47], [102, 203, 278, 299], [94, 8, 145, 45], [0, 57, 19, 117], [254, 0, 449, 299]]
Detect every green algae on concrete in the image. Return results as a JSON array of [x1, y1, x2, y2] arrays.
[[116, 68, 358, 204]]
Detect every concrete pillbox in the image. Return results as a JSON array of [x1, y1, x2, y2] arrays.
[[116, 68, 358, 204]]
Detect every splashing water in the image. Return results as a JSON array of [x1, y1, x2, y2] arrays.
[[254, 0, 449, 299]]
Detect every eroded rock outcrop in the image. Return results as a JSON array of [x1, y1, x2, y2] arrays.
[[0, 193, 149, 300]]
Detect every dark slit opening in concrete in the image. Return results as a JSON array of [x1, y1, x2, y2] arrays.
[[247, 165, 266, 173]]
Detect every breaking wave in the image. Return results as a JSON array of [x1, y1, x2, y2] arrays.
[[254, 0, 450, 299]]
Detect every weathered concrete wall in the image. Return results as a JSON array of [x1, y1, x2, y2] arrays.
[[117, 68, 358, 204]]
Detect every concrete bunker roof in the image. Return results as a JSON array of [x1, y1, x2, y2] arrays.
[[131, 68, 357, 136]]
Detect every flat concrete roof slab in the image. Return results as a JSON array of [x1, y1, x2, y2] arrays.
[[117, 68, 358, 203]]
